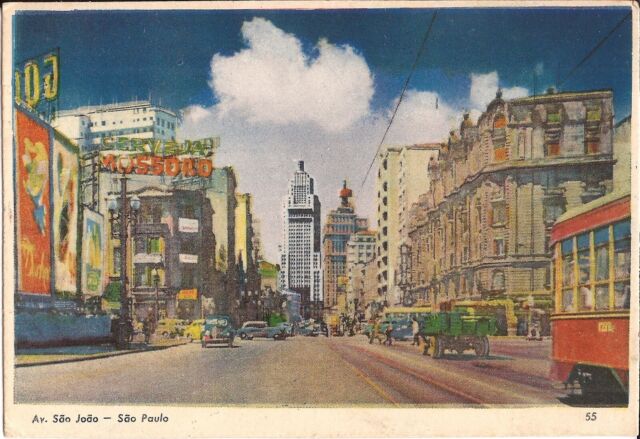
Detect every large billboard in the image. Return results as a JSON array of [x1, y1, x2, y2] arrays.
[[81, 209, 104, 297], [15, 109, 52, 295], [53, 133, 79, 293]]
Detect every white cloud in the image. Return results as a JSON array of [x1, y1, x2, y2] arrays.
[[469, 71, 528, 110], [385, 90, 457, 145], [208, 18, 374, 132], [180, 19, 530, 261]]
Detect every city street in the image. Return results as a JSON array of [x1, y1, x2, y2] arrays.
[[15, 336, 561, 406]]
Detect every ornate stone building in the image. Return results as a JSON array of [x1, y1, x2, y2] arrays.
[[407, 89, 614, 324]]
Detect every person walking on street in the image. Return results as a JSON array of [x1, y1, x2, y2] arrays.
[[384, 322, 393, 346], [369, 318, 383, 344], [411, 317, 420, 346]]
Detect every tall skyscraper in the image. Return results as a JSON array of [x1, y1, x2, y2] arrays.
[[279, 161, 322, 318], [323, 181, 369, 312]]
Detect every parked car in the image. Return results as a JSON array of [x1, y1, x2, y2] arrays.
[[201, 315, 235, 348], [297, 324, 319, 337], [265, 323, 289, 340], [236, 321, 268, 340], [155, 318, 185, 338], [183, 319, 205, 342]]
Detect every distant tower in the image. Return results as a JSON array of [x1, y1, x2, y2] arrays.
[[279, 161, 322, 318], [323, 180, 368, 311]]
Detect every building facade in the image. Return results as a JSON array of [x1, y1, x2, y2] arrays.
[[406, 89, 615, 333], [376, 144, 439, 306], [279, 161, 322, 318], [345, 230, 377, 317], [125, 187, 215, 320], [53, 100, 179, 151], [322, 181, 369, 312]]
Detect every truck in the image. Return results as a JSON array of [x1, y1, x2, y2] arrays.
[[421, 310, 497, 358]]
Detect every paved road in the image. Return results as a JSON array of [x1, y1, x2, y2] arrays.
[[15, 336, 562, 406]]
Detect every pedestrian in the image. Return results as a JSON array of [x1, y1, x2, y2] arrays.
[[384, 322, 393, 346], [411, 317, 420, 346], [143, 315, 154, 344], [369, 318, 382, 344]]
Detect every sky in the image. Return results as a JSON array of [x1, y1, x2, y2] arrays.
[[14, 7, 633, 261]]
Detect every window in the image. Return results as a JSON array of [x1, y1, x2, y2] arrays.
[[183, 203, 195, 218], [561, 238, 574, 312], [491, 200, 506, 226], [594, 226, 609, 310], [613, 220, 630, 309], [494, 238, 505, 256], [492, 114, 507, 160], [547, 112, 561, 124], [586, 107, 601, 122], [492, 271, 505, 290], [112, 247, 121, 276], [101, 121, 106, 126], [577, 233, 591, 310]]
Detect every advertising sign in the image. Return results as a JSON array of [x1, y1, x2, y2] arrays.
[[53, 133, 79, 293], [177, 288, 198, 300], [178, 218, 199, 233], [179, 254, 198, 264], [100, 153, 213, 178], [14, 49, 59, 118], [15, 109, 52, 295], [82, 209, 104, 297], [133, 253, 162, 264]]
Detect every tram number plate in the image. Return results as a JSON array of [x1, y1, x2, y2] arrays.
[[597, 321, 614, 333]]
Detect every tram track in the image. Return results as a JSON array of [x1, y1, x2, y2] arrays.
[[328, 341, 489, 406]]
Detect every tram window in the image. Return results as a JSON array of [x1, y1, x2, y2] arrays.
[[577, 233, 590, 284], [562, 290, 574, 312], [562, 253, 574, 287], [579, 286, 593, 310], [614, 283, 630, 309], [614, 221, 631, 280], [595, 285, 609, 310]]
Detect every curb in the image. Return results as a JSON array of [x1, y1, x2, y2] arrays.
[[15, 341, 188, 368]]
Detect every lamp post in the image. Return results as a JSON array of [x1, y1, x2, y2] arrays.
[[152, 267, 160, 324], [107, 175, 140, 350]]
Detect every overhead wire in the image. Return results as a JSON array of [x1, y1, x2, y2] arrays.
[[360, 11, 438, 188], [557, 12, 631, 89]]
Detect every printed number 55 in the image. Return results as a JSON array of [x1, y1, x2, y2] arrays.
[[585, 412, 597, 421]]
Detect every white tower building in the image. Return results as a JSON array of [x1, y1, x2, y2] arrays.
[[279, 161, 322, 318]]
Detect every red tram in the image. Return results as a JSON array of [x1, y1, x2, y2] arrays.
[[550, 190, 630, 402]]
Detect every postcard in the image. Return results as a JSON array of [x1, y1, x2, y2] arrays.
[[2, 1, 638, 437]]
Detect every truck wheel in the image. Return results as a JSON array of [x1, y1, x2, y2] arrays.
[[481, 336, 490, 357], [432, 336, 444, 359], [240, 333, 247, 340]]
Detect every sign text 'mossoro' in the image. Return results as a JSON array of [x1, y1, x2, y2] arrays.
[[101, 154, 213, 178]]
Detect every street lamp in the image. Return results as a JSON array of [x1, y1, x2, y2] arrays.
[[107, 176, 140, 350], [152, 267, 161, 324]]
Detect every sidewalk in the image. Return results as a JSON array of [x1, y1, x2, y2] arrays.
[[15, 337, 188, 367]]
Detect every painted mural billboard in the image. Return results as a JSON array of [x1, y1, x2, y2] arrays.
[[15, 108, 52, 295], [52, 133, 79, 294], [82, 209, 104, 297]]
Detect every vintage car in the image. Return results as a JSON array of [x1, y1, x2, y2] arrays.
[[183, 319, 205, 342], [155, 318, 186, 338], [201, 315, 236, 348], [236, 321, 268, 340]]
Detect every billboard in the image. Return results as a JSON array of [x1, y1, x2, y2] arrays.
[[15, 109, 52, 295], [82, 209, 104, 297], [53, 133, 79, 293]]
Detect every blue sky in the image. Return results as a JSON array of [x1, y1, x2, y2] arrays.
[[13, 7, 633, 261], [15, 7, 632, 118]]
